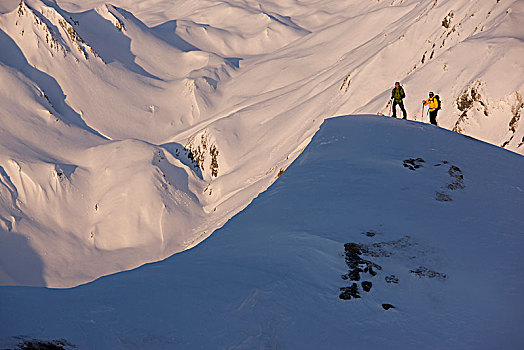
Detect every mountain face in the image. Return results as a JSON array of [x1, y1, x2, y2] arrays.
[[1, 115, 523, 349], [0, 0, 523, 287]]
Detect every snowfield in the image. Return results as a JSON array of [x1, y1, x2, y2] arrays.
[[0, 0, 524, 330], [1, 115, 523, 349]]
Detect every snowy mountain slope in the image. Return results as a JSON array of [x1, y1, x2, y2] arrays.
[[350, 0, 524, 151], [0, 0, 233, 141], [1, 115, 523, 349], [163, 0, 524, 232], [0, 0, 239, 287], [41, 0, 524, 152], [1, 0, 523, 288], [0, 61, 209, 286]]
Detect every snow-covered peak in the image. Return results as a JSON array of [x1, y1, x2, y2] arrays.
[[1, 115, 522, 348]]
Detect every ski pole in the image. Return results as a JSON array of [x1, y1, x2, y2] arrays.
[[388, 99, 392, 116]]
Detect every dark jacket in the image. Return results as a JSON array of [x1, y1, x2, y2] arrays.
[[391, 86, 406, 103]]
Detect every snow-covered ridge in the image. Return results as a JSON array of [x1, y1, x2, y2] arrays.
[[0, 0, 523, 288], [1, 115, 523, 349], [95, 4, 125, 32], [13, 0, 102, 61]]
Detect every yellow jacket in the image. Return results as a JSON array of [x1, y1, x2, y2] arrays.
[[424, 96, 439, 111]]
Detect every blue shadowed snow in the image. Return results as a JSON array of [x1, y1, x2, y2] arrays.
[[1, 115, 523, 349]]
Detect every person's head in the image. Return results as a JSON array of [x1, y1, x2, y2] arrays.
[[395, 82, 400, 87], [429, 91, 434, 97]]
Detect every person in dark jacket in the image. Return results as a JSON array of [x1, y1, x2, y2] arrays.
[[391, 82, 407, 119]]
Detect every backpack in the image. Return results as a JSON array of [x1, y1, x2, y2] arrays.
[[435, 95, 441, 110]]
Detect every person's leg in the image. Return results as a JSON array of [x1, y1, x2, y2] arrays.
[[392, 101, 398, 118], [429, 111, 438, 125], [400, 101, 407, 119]]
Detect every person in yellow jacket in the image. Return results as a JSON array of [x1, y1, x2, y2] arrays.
[[423, 91, 440, 125]]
